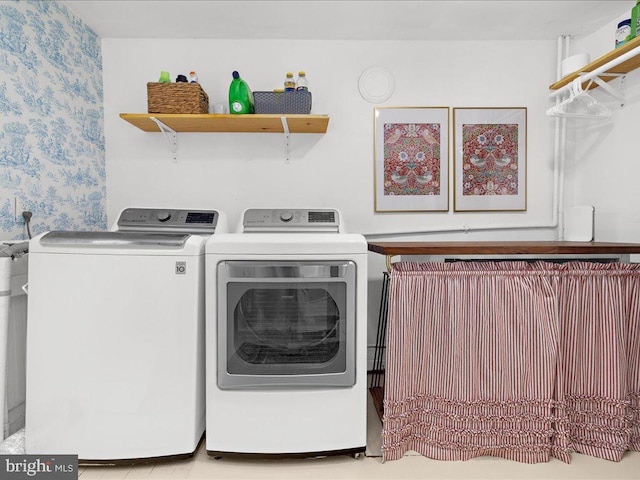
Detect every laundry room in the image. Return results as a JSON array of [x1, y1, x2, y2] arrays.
[[1, 0, 640, 478]]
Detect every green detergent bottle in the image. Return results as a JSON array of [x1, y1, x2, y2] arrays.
[[632, 0, 640, 40], [228, 71, 254, 114]]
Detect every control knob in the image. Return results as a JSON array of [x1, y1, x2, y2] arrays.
[[279, 211, 294, 222], [156, 211, 171, 222]]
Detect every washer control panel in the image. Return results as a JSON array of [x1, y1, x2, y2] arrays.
[[117, 208, 220, 234], [242, 209, 340, 233]]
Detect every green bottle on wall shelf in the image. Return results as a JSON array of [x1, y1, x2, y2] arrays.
[[631, 0, 640, 41], [228, 71, 254, 115]]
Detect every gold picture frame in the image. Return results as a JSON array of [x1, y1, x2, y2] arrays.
[[374, 106, 449, 212], [453, 107, 527, 212]]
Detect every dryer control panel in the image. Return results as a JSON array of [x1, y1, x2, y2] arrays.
[[242, 209, 341, 233], [117, 208, 220, 234]]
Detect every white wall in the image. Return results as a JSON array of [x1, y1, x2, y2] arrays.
[[102, 37, 558, 355], [103, 38, 557, 233], [566, 18, 640, 243]]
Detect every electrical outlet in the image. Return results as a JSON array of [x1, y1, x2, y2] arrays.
[[14, 197, 28, 223]]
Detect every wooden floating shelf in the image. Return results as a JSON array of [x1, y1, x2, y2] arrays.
[[549, 36, 640, 91], [119, 113, 330, 134]]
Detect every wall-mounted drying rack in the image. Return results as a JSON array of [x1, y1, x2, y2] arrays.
[[119, 113, 330, 162], [549, 36, 640, 107]]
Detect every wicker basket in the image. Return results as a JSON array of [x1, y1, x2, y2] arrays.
[[253, 90, 312, 114], [147, 82, 209, 114]]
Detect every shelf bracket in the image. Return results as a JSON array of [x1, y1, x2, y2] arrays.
[[281, 116, 290, 164], [589, 74, 626, 107], [150, 116, 178, 161]]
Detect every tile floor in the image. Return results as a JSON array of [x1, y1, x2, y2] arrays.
[[77, 393, 640, 480]]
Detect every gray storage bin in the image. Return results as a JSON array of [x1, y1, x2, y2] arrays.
[[253, 90, 312, 114]]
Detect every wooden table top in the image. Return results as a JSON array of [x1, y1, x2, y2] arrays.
[[368, 241, 640, 256]]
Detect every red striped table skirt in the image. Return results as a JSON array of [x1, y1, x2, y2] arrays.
[[382, 261, 640, 463]]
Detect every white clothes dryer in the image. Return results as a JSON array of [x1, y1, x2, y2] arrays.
[[25, 208, 227, 463], [205, 208, 367, 457]]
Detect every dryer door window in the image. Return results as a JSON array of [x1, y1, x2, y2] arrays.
[[232, 286, 343, 368], [217, 261, 356, 389]]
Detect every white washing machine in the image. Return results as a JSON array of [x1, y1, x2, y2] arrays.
[[25, 208, 227, 463], [205, 208, 367, 457]]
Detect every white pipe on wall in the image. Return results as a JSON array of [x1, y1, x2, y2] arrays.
[[551, 36, 566, 242], [557, 116, 567, 241], [557, 35, 564, 81], [556, 35, 570, 241], [362, 219, 557, 239]]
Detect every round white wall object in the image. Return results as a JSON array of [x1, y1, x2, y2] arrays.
[[358, 66, 395, 103]]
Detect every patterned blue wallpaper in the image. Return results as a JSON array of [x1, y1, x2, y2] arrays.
[[0, 0, 106, 240]]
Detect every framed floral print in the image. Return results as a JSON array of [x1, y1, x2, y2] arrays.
[[453, 107, 527, 212], [374, 107, 449, 212]]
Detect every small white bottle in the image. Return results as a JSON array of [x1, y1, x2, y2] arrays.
[[284, 72, 295, 91], [189, 71, 198, 83], [296, 71, 308, 91]]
